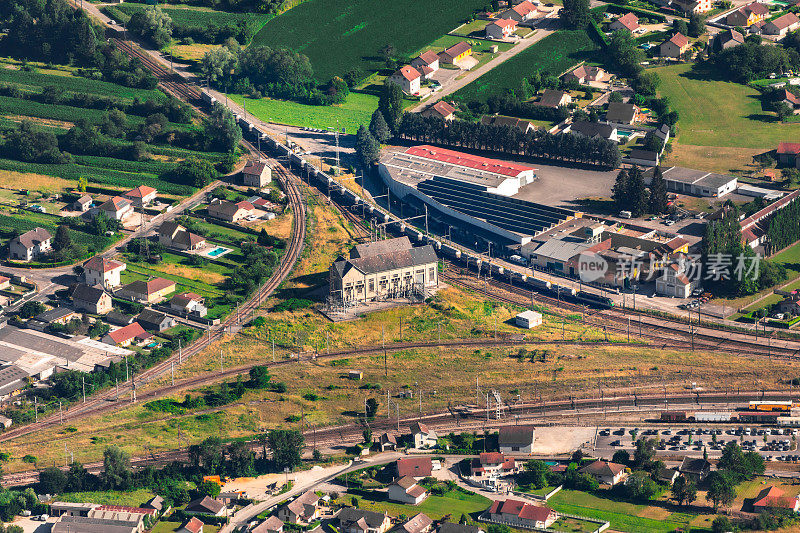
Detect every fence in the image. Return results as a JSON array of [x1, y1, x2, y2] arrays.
[[514, 485, 563, 501]]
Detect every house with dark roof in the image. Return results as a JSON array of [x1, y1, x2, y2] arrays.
[[725, 2, 769, 27], [185, 496, 225, 517], [241, 160, 272, 187], [98, 196, 134, 221], [28, 307, 80, 332], [610, 12, 640, 32], [753, 486, 800, 512], [170, 292, 207, 317], [388, 476, 429, 505], [71, 284, 113, 315], [9, 227, 52, 261], [118, 278, 176, 304], [337, 508, 391, 533], [394, 457, 433, 478], [158, 222, 206, 251], [480, 115, 536, 133], [376, 432, 398, 451], [626, 148, 660, 167], [579, 460, 628, 485], [253, 516, 284, 533], [84, 256, 126, 289], [439, 41, 473, 66], [102, 322, 152, 347], [410, 421, 437, 448], [122, 185, 157, 208], [277, 490, 321, 524], [498, 424, 536, 453], [137, 309, 176, 332], [388, 65, 422, 95], [0, 365, 31, 401], [330, 236, 438, 305], [568, 120, 618, 142], [659, 32, 691, 58], [605, 102, 638, 124], [208, 199, 255, 223], [107, 311, 135, 327], [679, 457, 711, 482], [51, 515, 139, 533], [763, 12, 800, 36], [536, 89, 571, 109], [485, 499, 559, 529], [422, 101, 457, 121], [657, 466, 680, 485]]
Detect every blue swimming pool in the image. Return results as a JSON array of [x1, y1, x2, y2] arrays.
[[207, 247, 227, 257]]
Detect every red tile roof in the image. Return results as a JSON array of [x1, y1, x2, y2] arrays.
[[429, 101, 456, 118], [753, 486, 797, 508], [181, 517, 205, 533], [480, 452, 505, 464], [404, 145, 535, 177], [767, 12, 800, 30], [123, 185, 157, 198], [489, 499, 555, 522], [669, 32, 690, 48], [395, 65, 421, 82], [84, 256, 125, 273], [416, 50, 440, 65], [442, 41, 472, 59], [490, 18, 519, 29], [783, 89, 800, 106], [236, 200, 255, 211], [614, 12, 640, 30], [743, 2, 770, 15], [513, 0, 537, 16], [395, 457, 433, 477], [107, 322, 150, 344], [777, 141, 800, 155], [96, 505, 156, 516]]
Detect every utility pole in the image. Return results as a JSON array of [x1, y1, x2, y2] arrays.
[[59, 401, 63, 424], [82, 376, 85, 403], [34, 396, 37, 423]]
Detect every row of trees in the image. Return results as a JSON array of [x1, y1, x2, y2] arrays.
[[765, 192, 800, 254], [611, 166, 668, 217]]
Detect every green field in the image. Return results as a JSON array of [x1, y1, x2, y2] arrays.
[[451, 30, 600, 103], [655, 63, 800, 149], [56, 489, 155, 507], [340, 489, 491, 519], [108, 3, 268, 39], [229, 91, 378, 133], [250, 0, 490, 81], [0, 209, 118, 252]]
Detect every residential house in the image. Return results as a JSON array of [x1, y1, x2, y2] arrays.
[[439, 524, 483, 533], [158, 222, 206, 251], [486, 499, 559, 529], [0, 276, 10, 290], [536, 89, 571, 108], [122, 185, 157, 208], [177, 517, 204, 533], [107, 311, 135, 326], [752, 486, 800, 512], [579, 460, 628, 485], [782, 89, 800, 114], [659, 33, 691, 58], [609, 12, 640, 32], [480, 115, 536, 133], [395, 457, 433, 478], [626, 148, 660, 167], [387, 476, 429, 505], [725, 2, 769, 27], [337, 508, 391, 533], [470, 452, 520, 480], [777, 293, 800, 315], [422, 101, 457, 121], [561, 65, 608, 85], [137, 309, 176, 332], [656, 255, 697, 298], [102, 322, 152, 347], [485, 18, 518, 39], [208, 199, 255, 223], [170, 292, 208, 317], [498, 424, 536, 453], [71, 284, 113, 315], [654, 123, 672, 143], [72, 195, 93, 212], [83, 256, 126, 289], [763, 12, 800, 36], [568, 120, 619, 142], [118, 278, 176, 304], [657, 466, 680, 485], [502, 0, 538, 21], [387, 66, 421, 95], [376, 432, 398, 451], [439, 41, 473, 66], [750, 20, 766, 33], [679, 457, 711, 482], [329, 237, 439, 305], [241, 160, 272, 187], [671, 0, 712, 13], [184, 496, 225, 517], [778, 141, 800, 165], [9, 227, 52, 261], [410, 421, 437, 448], [605, 102, 638, 124], [253, 516, 285, 533], [411, 50, 440, 79], [99, 196, 134, 221], [277, 491, 321, 524], [394, 514, 433, 533]]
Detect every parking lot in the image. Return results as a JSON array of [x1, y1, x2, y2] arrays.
[[594, 425, 800, 463]]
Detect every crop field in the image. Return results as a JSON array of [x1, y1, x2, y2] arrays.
[[251, 0, 491, 81], [229, 92, 378, 133], [452, 30, 600, 103], [0, 209, 117, 252]]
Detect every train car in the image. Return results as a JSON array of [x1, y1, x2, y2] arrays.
[[777, 417, 800, 427], [237, 117, 251, 130], [749, 401, 794, 412], [441, 244, 461, 259], [694, 412, 733, 423], [201, 91, 217, 106], [574, 291, 614, 308], [405, 226, 423, 242], [528, 277, 552, 292], [738, 411, 782, 423], [550, 284, 576, 298], [491, 263, 504, 276]]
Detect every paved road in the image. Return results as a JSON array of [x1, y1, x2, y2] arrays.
[[412, 17, 562, 113]]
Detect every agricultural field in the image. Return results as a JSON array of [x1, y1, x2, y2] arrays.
[[332, 489, 491, 519], [451, 30, 601, 103], [0, 207, 118, 254], [250, 0, 491, 82], [229, 92, 378, 133], [108, 3, 268, 31], [655, 63, 800, 172]]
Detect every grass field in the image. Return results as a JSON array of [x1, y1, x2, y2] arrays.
[[0, 208, 117, 252], [336, 489, 490, 519], [250, 0, 490, 82], [56, 489, 155, 507], [229, 92, 378, 133], [451, 30, 600, 103], [655, 63, 800, 170]]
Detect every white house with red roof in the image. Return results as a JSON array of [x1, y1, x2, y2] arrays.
[[579, 460, 628, 485], [470, 452, 521, 480], [411, 50, 440, 79], [660, 33, 691, 58], [387, 65, 421, 95], [609, 12, 640, 32], [486, 18, 519, 39], [122, 185, 157, 208], [502, 0, 538, 21], [208, 199, 255, 223], [485, 499, 559, 529], [83, 256, 126, 288], [99, 196, 134, 221], [102, 322, 152, 347], [422, 101, 457, 121], [178, 516, 205, 533], [388, 476, 429, 504]]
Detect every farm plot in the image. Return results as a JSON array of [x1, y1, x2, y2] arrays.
[[251, 0, 491, 82], [451, 30, 600, 103]]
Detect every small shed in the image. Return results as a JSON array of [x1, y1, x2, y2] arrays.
[[515, 310, 542, 329], [0, 415, 12, 429], [348, 370, 363, 380]]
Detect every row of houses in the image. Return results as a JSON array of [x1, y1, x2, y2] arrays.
[[388, 41, 474, 95]]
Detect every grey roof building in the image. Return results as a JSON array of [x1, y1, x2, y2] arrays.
[[569, 120, 618, 141], [51, 515, 138, 533], [605, 102, 638, 124], [136, 309, 176, 332], [498, 424, 536, 453]]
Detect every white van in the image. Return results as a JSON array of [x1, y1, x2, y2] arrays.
[[618, 210, 632, 219]]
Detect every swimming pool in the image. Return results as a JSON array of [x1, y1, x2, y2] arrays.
[[204, 246, 232, 258]]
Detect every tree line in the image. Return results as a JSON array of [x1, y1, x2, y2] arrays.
[[765, 194, 800, 254]]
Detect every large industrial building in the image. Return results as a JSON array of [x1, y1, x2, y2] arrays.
[[378, 146, 579, 245], [646, 167, 738, 198]]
